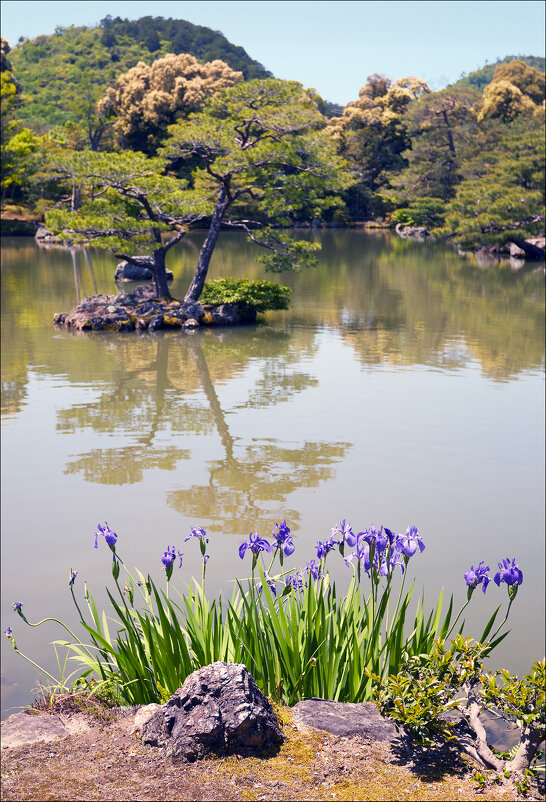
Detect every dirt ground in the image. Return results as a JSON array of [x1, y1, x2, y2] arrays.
[[1, 706, 539, 802]]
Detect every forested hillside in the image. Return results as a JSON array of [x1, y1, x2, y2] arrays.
[[8, 16, 270, 129], [452, 54, 545, 92], [1, 16, 544, 253]]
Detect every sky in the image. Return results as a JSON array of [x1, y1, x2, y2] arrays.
[[1, 0, 545, 105]]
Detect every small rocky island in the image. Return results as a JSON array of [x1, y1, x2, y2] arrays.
[[53, 284, 257, 332]]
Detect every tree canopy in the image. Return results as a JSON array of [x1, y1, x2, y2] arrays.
[[1, 22, 543, 256], [44, 79, 350, 302], [440, 117, 545, 247], [96, 52, 243, 154], [45, 149, 206, 297]]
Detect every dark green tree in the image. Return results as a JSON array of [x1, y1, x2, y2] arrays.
[[159, 78, 350, 302], [440, 116, 545, 248], [384, 85, 482, 205], [45, 150, 206, 298], [327, 74, 430, 218]]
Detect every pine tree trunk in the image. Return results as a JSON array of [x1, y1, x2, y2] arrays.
[[152, 248, 172, 300], [184, 186, 229, 303]]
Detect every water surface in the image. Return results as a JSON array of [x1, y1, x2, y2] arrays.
[[1, 230, 544, 717]]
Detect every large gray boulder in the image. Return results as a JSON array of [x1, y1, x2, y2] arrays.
[[141, 662, 283, 761], [114, 260, 173, 283]]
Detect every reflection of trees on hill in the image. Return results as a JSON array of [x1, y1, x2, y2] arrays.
[[307, 232, 544, 380], [56, 330, 350, 528], [3, 230, 543, 429], [168, 338, 349, 534], [64, 444, 190, 485], [1, 378, 28, 422]]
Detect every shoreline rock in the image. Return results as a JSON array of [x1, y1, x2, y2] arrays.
[[53, 285, 257, 332], [394, 223, 430, 239]]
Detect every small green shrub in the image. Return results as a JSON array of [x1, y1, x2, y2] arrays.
[[392, 197, 446, 229], [200, 277, 292, 314]]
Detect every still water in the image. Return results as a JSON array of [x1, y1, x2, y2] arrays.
[[1, 230, 544, 718]]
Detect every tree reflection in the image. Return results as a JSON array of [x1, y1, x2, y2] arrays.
[[170, 337, 349, 533], [57, 329, 350, 531], [308, 231, 545, 380]]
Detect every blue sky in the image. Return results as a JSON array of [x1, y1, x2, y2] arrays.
[[1, 1, 545, 104]]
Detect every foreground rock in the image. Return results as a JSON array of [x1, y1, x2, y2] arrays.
[[53, 285, 256, 332], [1, 710, 92, 748], [292, 698, 401, 742], [508, 236, 545, 260], [141, 662, 283, 761]]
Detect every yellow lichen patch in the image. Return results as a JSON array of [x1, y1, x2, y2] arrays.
[[201, 311, 214, 325], [162, 315, 183, 328], [212, 706, 327, 800], [206, 704, 520, 802]]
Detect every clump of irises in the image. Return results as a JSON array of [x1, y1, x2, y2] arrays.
[[6, 518, 523, 708]]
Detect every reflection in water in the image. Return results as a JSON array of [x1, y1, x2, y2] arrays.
[[69, 247, 99, 304], [306, 232, 545, 380], [170, 338, 350, 532], [55, 331, 350, 532], [64, 444, 190, 484]]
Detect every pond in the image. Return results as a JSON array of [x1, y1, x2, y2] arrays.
[[1, 229, 544, 718]]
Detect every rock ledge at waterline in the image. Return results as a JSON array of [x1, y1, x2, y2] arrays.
[[53, 284, 257, 332]]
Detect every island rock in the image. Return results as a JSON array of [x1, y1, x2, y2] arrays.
[[53, 285, 253, 331], [114, 259, 174, 283]]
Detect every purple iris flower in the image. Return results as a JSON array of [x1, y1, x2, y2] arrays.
[[5, 627, 13, 638], [12, 602, 23, 613], [315, 535, 339, 560], [185, 526, 208, 543], [68, 570, 78, 587], [285, 570, 305, 590], [161, 546, 183, 570], [362, 526, 388, 555], [239, 533, 272, 560], [494, 558, 523, 587], [272, 521, 295, 557], [93, 522, 117, 550], [384, 528, 396, 548], [464, 562, 491, 594], [344, 539, 371, 572], [305, 560, 323, 581], [331, 519, 357, 547], [388, 550, 406, 575], [257, 573, 277, 597], [396, 526, 425, 558]]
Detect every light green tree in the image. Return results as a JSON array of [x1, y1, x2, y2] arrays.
[[478, 59, 544, 123], [96, 52, 243, 153], [45, 79, 350, 302], [327, 73, 430, 218], [1, 37, 42, 200]]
